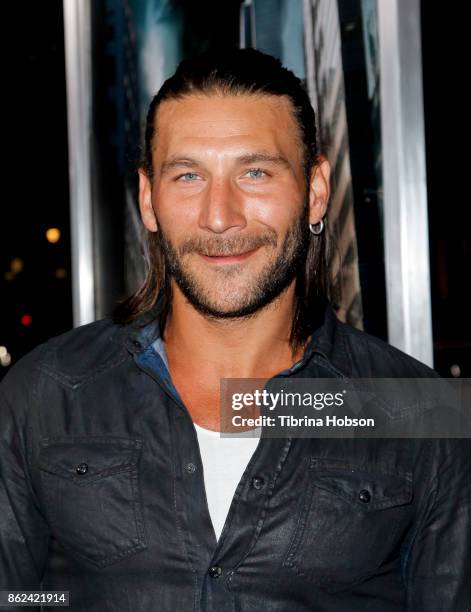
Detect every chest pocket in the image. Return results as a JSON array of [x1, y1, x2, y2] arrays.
[[39, 436, 147, 568], [283, 457, 413, 591]]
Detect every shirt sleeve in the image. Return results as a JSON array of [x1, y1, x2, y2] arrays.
[[0, 353, 49, 592], [404, 439, 471, 611]]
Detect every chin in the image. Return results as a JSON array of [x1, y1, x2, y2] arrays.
[[200, 295, 249, 315], [197, 291, 281, 320]]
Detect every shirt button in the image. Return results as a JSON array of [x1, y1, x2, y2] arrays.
[[251, 476, 265, 490], [358, 489, 371, 503], [185, 462, 197, 474], [76, 462, 88, 475], [208, 565, 222, 579]]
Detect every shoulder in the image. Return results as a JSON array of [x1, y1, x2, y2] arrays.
[[0, 317, 129, 397], [336, 317, 438, 378]]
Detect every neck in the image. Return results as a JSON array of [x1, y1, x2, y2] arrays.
[[162, 281, 306, 380]]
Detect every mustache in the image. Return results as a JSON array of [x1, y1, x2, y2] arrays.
[[177, 232, 278, 257]]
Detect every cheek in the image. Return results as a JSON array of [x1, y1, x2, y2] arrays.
[[152, 191, 199, 232], [248, 187, 305, 229]]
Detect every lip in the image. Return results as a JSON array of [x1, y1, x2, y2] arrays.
[[198, 248, 259, 264]]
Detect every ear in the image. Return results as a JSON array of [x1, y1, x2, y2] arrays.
[[308, 156, 331, 225], [138, 169, 158, 232]]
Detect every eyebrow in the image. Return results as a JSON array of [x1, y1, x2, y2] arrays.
[[159, 151, 292, 176]]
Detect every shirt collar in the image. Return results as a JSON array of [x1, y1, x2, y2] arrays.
[[122, 292, 350, 378]]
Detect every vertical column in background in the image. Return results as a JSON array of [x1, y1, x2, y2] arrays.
[[63, 0, 95, 326], [378, 0, 433, 366]]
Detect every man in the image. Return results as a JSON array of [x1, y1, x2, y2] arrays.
[[1, 49, 469, 611]]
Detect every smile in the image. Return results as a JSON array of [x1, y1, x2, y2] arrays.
[[198, 248, 259, 264]]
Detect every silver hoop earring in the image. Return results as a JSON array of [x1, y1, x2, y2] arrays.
[[309, 219, 324, 235]]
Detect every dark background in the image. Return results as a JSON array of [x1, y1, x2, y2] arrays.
[[1, 1, 72, 374]]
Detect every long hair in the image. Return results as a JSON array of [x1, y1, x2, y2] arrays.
[[113, 48, 331, 354]]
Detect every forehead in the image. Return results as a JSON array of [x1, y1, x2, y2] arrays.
[[152, 93, 304, 161]]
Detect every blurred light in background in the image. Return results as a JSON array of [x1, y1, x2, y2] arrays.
[[0, 346, 12, 367], [55, 268, 67, 279], [11, 258, 24, 273], [46, 228, 61, 243], [4, 258, 24, 281], [20, 314, 33, 327]]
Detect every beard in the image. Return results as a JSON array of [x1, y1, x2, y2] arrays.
[[157, 203, 311, 320]]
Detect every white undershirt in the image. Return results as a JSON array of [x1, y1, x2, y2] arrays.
[[194, 424, 260, 540]]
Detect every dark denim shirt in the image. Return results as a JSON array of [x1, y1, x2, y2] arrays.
[[1, 300, 470, 611]]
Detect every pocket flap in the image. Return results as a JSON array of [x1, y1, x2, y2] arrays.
[[310, 457, 412, 511], [39, 436, 142, 483]]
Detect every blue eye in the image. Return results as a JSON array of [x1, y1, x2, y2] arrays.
[[178, 172, 199, 181], [247, 168, 266, 179]]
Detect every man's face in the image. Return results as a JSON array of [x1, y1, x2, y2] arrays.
[[140, 93, 317, 319]]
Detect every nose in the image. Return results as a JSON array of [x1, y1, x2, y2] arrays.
[[198, 177, 247, 234]]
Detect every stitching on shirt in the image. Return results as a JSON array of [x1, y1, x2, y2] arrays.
[[39, 353, 129, 390], [401, 439, 461, 597], [310, 353, 348, 379], [167, 409, 199, 610], [226, 437, 293, 590]]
